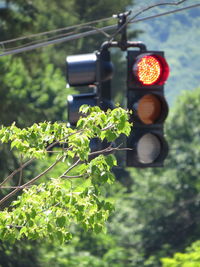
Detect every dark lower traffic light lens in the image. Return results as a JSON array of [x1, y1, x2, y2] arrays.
[[137, 133, 161, 164]]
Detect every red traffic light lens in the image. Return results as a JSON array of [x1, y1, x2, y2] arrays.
[[137, 94, 161, 125], [133, 54, 169, 85], [137, 56, 161, 85]]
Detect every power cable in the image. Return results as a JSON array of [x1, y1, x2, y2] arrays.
[[130, 3, 200, 23], [1, 0, 187, 47], [0, 3, 199, 57], [108, 0, 189, 43], [2, 25, 110, 53], [0, 16, 113, 46], [0, 24, 117, 57], [2, 31, 76, 52], [0, 0, 187, 49], [131, 0, 188, 21]]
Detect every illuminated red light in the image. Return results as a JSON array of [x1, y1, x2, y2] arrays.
[[137, 56, 161, 85], [133, 54, 169, 86]]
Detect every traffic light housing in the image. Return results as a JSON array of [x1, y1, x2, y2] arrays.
[[66, 49, 113, 126], [67, 93, 97, 126], [126, 50, 169, 167]]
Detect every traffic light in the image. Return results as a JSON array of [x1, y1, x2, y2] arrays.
[[67, 93, 97, 126], [66, 49, 113, 126], [126, 50, 170, 167]]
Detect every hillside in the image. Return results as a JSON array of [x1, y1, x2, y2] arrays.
[[132, 0, 200, 105]]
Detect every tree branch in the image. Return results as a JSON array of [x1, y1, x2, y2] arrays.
[[0, 155, 64, 207], [0, 120, 128, 205], [62, 174, 89, 179], [0, 129, 78, 187], [59, 158, 81, 178], [18, 154, 23, 186], [0, 157, 35, 188]]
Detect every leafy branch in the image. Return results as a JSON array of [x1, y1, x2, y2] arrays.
[[0, 106, 131, 243]]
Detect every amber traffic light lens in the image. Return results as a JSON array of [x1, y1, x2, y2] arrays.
[[137, 94, 161, 125], [133, 54, 169, 85]]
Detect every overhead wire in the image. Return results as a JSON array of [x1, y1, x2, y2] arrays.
[[0, 2, 199, 57], [1, 0, 187, 48], [0, 16, 113, 46], [0, 0, 195, 52], [2, 30, 76, 52], [107, 0, 189, 43], [2, 25, 110, 53], [0, 24, 118, 57], [130, 3, 200, 23]]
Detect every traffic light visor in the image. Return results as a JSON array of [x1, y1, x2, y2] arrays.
[[66, 52, 113, 86], [133, 54, 169, 85], [66, 53, 97, 86]]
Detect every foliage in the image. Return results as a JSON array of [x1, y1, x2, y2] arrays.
[[161, 241, 200, 267], [38, 86, 200, 267], [0, 240, 40, 267], [117, 87, 200, 266], [0, 0, 135, 263], [1, 0, 199, 265], [123, 87, 200, 266], [0, 56, 70, 127], [0, 0, 136, 180], [0, 106, 131, 243]]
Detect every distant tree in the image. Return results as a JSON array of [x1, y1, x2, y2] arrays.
[[161, 240, 200, 267], [79, 86, 200, 267], [0, 0, 139, 265]]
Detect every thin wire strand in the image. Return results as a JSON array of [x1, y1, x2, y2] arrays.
[[0, 3, 199, 57], [0, 24, 117, 57], [2, 31, 76, 52], [131, 0, 188, 21], [2, 0, 186, 47], [2, 25, 110, 52], [108, 0, 189, 43], [0, 16, 113, 46], [130, 3, 200, 23], [0, 0, 187, 51]]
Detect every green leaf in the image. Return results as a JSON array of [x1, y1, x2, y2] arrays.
[[118, 114, 126, 130], [105, 154, 117, 168], [56, 216, 66, 228], [11, 139, 19, 149], [28, 219, 34, 227], [105, 130, 118, 141], [30, 209, 36, 219], [107, 173, 115, 184], [101, 172, 108, 183], [19, 227, 27, 236], [56, 231, 63, 243], [96, 212, 103, 220], [104, 202, 113, 212], [94, 224, 102, 234], [47, 223, 53, 232]]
